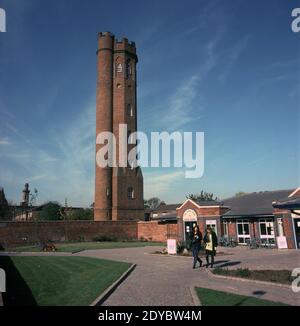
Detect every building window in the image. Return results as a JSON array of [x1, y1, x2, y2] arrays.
[[116, 63, 122, 73], [236, 219, 250, 244], [259, 218, 275, 245], [106, 187, 110, 197], [127, 104, 133, 117], [125, 59, 132, 78], [222, 221, 229, 238], [127, 187, 134, 200]]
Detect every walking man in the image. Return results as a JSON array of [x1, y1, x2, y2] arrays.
[[190, 223, 203, 269]]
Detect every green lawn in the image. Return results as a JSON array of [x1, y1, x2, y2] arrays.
[[0, 256, 131, 306], [212, 268, 294, 285], [8, 241, 165, 253], [196, 287, 288, 306]]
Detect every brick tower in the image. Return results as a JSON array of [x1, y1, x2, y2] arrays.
[[94, 32, 144, 221]]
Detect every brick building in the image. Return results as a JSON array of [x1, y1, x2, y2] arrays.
[[94, 32, 144, 221], [149, 188, 300, 249]]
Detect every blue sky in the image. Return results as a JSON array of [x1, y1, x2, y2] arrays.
[[0, 0, 299, 206]]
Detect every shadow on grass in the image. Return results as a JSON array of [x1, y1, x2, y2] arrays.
[[0, 256, 37, 306], [213, 260, 230, 265], [233, 291, 267, 306], [218, 261, 241, 268]]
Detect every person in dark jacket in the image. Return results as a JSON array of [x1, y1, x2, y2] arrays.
[[203, 227, 218, 268], [190, 224, 203, 269]]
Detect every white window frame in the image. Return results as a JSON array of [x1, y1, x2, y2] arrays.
[[236, 219, 250, 245], [222, 221, 229, 238], [259, 218, 275, 240]]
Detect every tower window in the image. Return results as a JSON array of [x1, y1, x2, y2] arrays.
[[125, 59, 132, 78], [127, 104, 133, 117], [127, 187, 134, 200], [106, 187, 110, 197], [116, 63, 122, 73]]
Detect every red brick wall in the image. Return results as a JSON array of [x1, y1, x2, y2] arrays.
[[137, 221, 177, 242], [176, 200, 224, 218], [0, 220, 177, 248], [228, 220, 237, 239], [176, 200, 223, 239], [274, 212, 296, 249], [0, 221, 138, 248]]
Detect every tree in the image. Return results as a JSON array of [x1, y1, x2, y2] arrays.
[[37, 202, 62, 221], [0, 188, 10, 221], [29, 188, 38, 206], [186, 191, 218, 201], [145, 197, 162, 210], [235, 192, 247, 197], [67, 208, 93, 220]]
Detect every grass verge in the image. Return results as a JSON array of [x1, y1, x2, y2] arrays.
[[0, 256, 131, 305], [212, 267, 295, 285], [7, 241, 165, 253], [195, 287, 288, 306]]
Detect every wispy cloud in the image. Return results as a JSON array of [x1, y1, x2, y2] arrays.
[[0, 138, 11, 146], [27, 174, 49, 182], [144, 170, 184, 199], [154, 30, 223, 131], [218, 36, 250, 82], [0, 101, 95, 206]]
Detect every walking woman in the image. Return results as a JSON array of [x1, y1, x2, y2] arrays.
[[203, 227, 218, 268], [190, 223, 203, 269]]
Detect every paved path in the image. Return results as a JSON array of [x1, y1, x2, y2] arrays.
[[2, 246, 300, 306], [76, 246, 300, 306]]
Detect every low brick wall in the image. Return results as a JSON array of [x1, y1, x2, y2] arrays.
[[0, 220, 138, 248], [0, 220, 179, 248], [137, 221, 178, 242]]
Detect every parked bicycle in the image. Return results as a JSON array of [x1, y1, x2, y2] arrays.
[[246, 237, 259, 249]]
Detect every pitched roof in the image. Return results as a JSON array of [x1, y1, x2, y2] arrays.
[[155, 203, 181, 212], [223, 189, 293, 217], [194, 199, 224, 206], [272, 197, 300, 210]]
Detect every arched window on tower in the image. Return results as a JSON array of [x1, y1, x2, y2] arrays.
[[127, 104, 133, 117], [116, 63, 123, 73], [125, 59, 132, 78], [127, 187, 134, 200]]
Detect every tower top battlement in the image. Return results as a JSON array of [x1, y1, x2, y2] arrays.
[[97, 31, 136, 55]]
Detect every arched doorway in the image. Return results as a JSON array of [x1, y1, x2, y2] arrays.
[[183, 209, 198, 241]]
